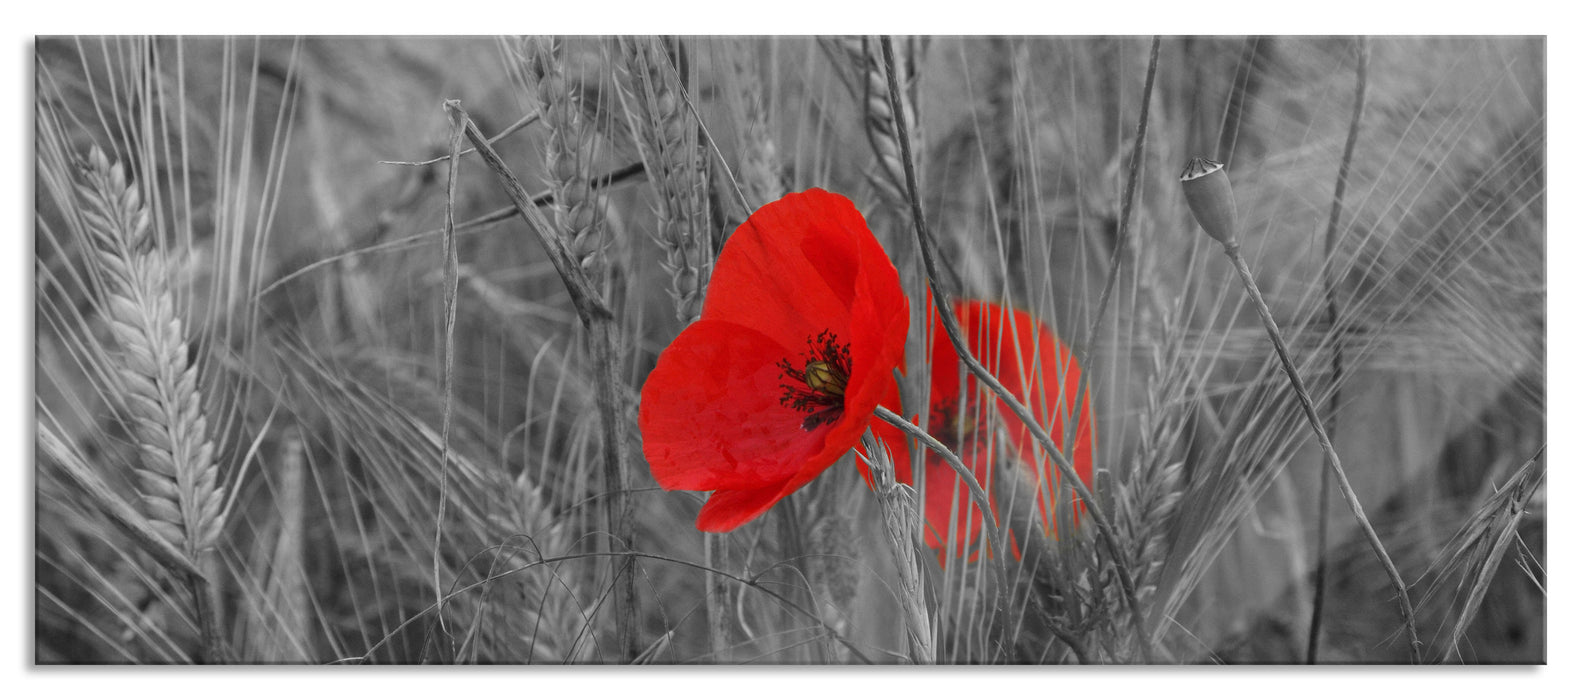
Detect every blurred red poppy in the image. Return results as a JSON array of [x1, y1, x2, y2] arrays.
[[639, 189, 910, 532], [909, 298, 1095, 561]]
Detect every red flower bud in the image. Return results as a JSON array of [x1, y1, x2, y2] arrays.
[[1180, 157, 1238, 245]]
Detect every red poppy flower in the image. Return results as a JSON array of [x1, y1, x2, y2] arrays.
[[911, 298, 1095, 560], [639, 189, 909, 532]]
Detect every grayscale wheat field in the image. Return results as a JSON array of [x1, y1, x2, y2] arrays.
[[33, 35, 1544, 664]]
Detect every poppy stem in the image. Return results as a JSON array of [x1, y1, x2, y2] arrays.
[[1216, 238, 1422, 663], [878, 36, 1156, 663]]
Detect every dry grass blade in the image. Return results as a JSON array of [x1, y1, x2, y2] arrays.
[[432, 92, 467, 644]]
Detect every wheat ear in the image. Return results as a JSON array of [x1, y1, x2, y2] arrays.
[[523, 37, 610, 277], [859, 431, 934, 664], [836, 36, 918, 210], [616, 36, 713, 322], [728, 38, 786, 208], [519, 37, 638, 660], [76, 145, 226, 661]]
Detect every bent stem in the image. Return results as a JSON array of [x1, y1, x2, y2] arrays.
[[872, 405, 1012, 653], [873, 406, 1006, 561], [877, 36, 1154, 663], [1217, 240, 1422, 663], [859, 431, 935, 664]]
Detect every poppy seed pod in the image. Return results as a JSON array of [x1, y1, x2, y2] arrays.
[[1180, 157, 1238, 245]]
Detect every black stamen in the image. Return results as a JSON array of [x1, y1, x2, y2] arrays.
[[777, 330, 852, 431]]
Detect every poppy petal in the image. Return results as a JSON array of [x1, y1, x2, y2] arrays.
[[918, 298, 1096, 555], [957, 300, 1095, 509], [704, 188, 910, 497], [701, 189, 872, 350], [695, 482, 791, 533], [639, 320, 831, 493]]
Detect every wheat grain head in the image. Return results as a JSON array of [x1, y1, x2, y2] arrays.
[[76, 146, 225, 562]]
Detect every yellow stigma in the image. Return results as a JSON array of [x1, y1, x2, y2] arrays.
[[803, 360, 846, 395], [956, 411, 977, 436]]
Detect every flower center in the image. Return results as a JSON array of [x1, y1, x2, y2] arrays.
[[778, 330, 852, 431], [930, 391, 988, 453]]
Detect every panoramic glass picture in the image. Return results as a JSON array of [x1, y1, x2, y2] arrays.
[[34, 35, 1544, 664]]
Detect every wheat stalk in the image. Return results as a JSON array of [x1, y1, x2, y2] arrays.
[[75, 145, 226, 661]]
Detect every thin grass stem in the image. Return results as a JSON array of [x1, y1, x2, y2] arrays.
[[1311, 35, 1370, 665], [1077, 36, 1161, 363]]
